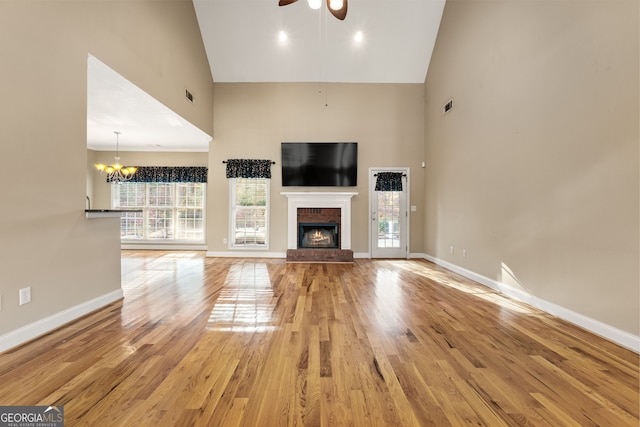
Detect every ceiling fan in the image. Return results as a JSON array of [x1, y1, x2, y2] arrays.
[[278, 0, 348, 21]]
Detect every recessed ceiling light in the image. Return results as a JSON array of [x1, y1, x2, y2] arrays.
[[354, 31, 364, 43], [278, 30, 288, 43]]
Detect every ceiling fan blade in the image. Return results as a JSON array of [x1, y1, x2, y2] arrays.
[[326, 0, 347, 20], [279, 0, 299, 6]]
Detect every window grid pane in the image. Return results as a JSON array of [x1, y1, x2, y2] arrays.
[[232, 178, 268, 247], [112, 182, 205, 242], [377, 191, 400, 248], [148, 183, 174, 207], [177, 183, 204, 207], [234, 207, 266, 245], [120, 212, 143, 239], [235, 178, 267, 207], [113, 183, 145, 208], [176, 209, 204, 240], [147, 209, 173, 239]]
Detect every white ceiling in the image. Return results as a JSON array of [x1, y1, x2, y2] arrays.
[[193, 0, 445, 83], [87, 55, 212, 152], [87, 0, 445, 152]]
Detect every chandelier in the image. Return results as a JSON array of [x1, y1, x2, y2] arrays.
[[94, 131, 137, 183]]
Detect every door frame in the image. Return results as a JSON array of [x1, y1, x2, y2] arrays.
[[368, 167, 410, 259]]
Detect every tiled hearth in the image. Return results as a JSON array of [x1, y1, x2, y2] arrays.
[[281, 192, 357, 262]]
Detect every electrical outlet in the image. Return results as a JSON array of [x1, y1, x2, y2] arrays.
[[463, 249, 467, 258], [449, 246, 454, 254], [223, 238, 228, 244], [19, 287, 31, 305]]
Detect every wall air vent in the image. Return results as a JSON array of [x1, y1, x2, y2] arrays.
[[443, 98, 453, 115], [185, 89, 195, 104]]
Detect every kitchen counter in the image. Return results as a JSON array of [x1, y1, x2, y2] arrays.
[[85, 209, 142, 219]]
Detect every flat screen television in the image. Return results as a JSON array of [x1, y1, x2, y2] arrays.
[[281, 142, 358, 187]]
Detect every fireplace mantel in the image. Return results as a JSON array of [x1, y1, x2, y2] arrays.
[[281, 192, 357, 250]]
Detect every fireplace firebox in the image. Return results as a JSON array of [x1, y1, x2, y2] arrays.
[[298, 223, 339, 249]]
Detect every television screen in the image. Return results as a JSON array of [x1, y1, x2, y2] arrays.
[[281, 142, 358, 187]]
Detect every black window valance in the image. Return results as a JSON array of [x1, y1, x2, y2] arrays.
[[374, 172, 404, 191], [127, 166, 208, 183], [225, 159, 273, 179]]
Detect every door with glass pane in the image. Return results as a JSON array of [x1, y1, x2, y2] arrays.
[[370, 168, 409, 258]]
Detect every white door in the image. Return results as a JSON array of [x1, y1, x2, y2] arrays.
[[370, 168, 409, 258]]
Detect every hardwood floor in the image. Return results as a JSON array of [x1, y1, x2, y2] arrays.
[[0, 251, 637, 426]]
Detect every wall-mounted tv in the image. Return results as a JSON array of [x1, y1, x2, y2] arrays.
[[281, 142, 358, 187]]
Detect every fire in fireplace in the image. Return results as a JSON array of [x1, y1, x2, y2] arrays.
[[298, 223, 339, 249]]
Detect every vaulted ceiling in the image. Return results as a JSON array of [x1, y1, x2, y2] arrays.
[[87, 0, 445, 152], [193, 0, 446, 83]]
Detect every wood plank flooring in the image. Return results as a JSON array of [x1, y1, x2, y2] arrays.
[[0, 251, 637, 426]]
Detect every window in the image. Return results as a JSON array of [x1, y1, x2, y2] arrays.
[[112, 182, 205, 242], [230, 178, 269, 248]]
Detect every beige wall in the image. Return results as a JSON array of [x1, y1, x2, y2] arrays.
[[0, 1, 212, 336], [208, 83, 426, 254], [424, 1, 639, 334]]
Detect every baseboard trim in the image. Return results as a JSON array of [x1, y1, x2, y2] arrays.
[[122, 244, 207, 251], [206, 251, 372, 260], [206, 251, 286, 258], [0, 289, 124, 354], [357, 252, 428, 260], [423, 254, 640, 354]]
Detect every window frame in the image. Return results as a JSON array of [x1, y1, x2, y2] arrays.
[[229, 177, 270, 250]]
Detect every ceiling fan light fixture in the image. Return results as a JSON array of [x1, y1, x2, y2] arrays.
[[279, 0, 347, 20]]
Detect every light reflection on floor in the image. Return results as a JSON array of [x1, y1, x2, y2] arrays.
[[122, 251, 205, 292], [373, 268, 406, 330], [121, 251, 206, 326], [387, 260, 536, 316], [208, 263, 278, 332]]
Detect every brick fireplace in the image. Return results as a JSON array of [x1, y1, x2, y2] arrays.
[[281, 192, 357, 262]]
